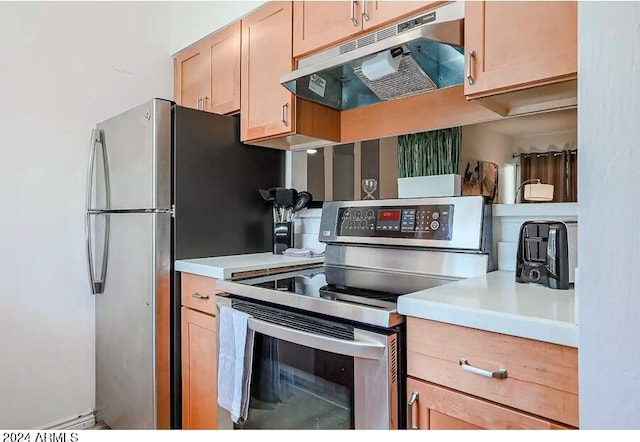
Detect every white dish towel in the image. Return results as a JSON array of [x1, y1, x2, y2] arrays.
[[282, 247, 325, 257], [217, 306, 255, 424]]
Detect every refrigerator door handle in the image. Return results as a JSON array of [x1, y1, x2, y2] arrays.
[[85, 129, 111, 211], [85, 212, 110, 295], [85, 130, 98, 211]]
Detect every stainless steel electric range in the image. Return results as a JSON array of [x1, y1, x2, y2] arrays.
[[215, 196, 495, 430]]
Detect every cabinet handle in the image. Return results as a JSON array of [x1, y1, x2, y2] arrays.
[[407, 391, 419, 430], [459, 358, 508, 379], [192, 292, 210, 300], [203, 96, 208, 110], [362, 0, 369, 21], [466, 50, 476, 85], [350, 0, 359, 26], [197, 98, 203, 110], [281, 103, 289, 127]]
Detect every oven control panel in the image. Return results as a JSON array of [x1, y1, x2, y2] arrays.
[[337, 204, 453, 240]]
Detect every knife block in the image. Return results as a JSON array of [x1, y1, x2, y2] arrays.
[[273, 222, 293, 255]]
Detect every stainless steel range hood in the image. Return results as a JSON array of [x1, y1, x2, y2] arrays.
[[281, 1, 465, 111]]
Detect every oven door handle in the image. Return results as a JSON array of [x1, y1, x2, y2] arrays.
[[248, 317, 385, 360]]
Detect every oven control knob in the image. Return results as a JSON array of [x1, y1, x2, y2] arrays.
[[348, 220, 355, 229], [430, 220, 440, 230], [529, 268, 541, 281], [366, 209, 374, 219], [344, 210, 350, 219], [355, 210, 362, 219], [432, 212, 440, 220], [360, 220, 367, 229]]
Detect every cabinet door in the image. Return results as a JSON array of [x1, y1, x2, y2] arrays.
[[407, 378, 571, 430], [174, 44, 207, 111], [362, 1, 438, 30], [181, 307, 217, 429], [293, 1, 362, 57], [203, 22, 241, 115], [464, 1, 577, 97], [241, 1, 295, 141]]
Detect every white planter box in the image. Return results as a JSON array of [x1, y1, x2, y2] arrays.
[[397, 174, 461, 198]]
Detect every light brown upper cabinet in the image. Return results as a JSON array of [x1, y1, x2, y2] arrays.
[[464, 1, 577, 99], [174, 44, 208, 111], [241, 1, 295, 142], [293, 1, 363, 58], [361, 1, 440, 30], [293, 1, 438, 58], [204, 22, 241, 114], [174, 22, 241, 115]]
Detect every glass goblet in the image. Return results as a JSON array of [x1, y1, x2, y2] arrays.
[[362, 178, 377, 200]]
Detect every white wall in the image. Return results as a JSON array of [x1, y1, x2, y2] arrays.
[[170, 1, 266, 54], [461, 124, 513, 167], [0, 2, 173, 429], [512, 131, 577, 154], [578, 2, 640, 429]]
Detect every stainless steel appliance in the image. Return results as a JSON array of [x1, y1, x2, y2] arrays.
[[84, 98, 284, 429], [516, 220, 578, 290], [281, 1, 464, 111], [215, 195, 494, 429]]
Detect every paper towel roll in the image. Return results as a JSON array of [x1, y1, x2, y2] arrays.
[[499, 164, 516, 204]]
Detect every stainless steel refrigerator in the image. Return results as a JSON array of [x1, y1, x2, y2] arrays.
[[84, 98, 284, 429]]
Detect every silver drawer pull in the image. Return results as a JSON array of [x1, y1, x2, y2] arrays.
[[192, 292, 210, 300], [467, 50, 476, 85], [459, 358, 508, 379], [407, 391, 419, 430], [350, 0, 359, 26], [281, 103, 289, 126]]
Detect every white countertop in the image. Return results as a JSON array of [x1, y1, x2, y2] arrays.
[[397, 270, 577, 348], [175, 252, 324, 280]]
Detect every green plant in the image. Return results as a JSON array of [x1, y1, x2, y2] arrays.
[[397, 127, 462, 178]]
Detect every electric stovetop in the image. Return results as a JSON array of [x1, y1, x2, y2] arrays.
[[219, 265, 457, 327]]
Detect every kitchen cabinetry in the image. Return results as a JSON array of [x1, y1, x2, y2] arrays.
[[293, 1, 438, 57], [406, 317, 579, 429], [241, 1, 295, 141], [406, 379, 570, 429], [464, 1, 577, 100], [181, 272, 222, 430], [362, 1, 440, 30], [293, 1, 362, 58], [174, 22, 241, 115], [241, 2, 341, 149], [174, 44, 207, 111]]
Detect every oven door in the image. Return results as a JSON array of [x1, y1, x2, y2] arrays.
[[215, 296, 399, 430]]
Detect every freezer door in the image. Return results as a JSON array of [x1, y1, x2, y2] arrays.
[[95, 212, 171, 429], [92, 98, 172, 210]]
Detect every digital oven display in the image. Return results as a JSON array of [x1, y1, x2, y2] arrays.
[[378, 210, 401, 222]]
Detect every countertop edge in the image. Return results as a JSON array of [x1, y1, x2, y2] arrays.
[[398, 297, 578, 348], [175, 261, 225, 279], [175, 254, 325, 280]]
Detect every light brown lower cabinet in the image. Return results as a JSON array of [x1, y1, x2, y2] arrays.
[[406, 378, 571, 430], [181, 306, 217, 429]]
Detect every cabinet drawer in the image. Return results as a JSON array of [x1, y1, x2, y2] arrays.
[[180, 272, 222, 315], [406, 318, 579, 427]]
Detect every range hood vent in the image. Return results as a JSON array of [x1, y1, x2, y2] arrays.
[[281, 1, 465, 111]]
